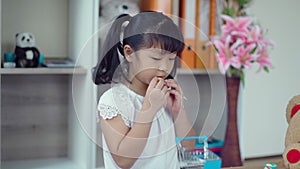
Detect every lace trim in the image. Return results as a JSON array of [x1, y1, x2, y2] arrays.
[[97, 103, 132, 127]]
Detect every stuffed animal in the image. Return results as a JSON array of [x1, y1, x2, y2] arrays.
[[14, 32, 40, 67], [286, 95, 300, 123], [283, 94, 300, 169], [283, 143, 300, 169], [98, 0, 140, 49], [285, 112, 300, 146], [99, 0, 140, 27]]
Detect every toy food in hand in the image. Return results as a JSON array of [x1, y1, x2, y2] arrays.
[[156, 77, 172, 90], [157, 77, 163, 82]]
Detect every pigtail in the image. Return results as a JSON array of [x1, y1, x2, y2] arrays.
[[93, 14, 131, 85]]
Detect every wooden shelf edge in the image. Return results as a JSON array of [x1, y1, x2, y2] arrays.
[[0, 67, 87, 75], [177, 68, 222, 75], [1, 157, 80, 169], [1, 67, 221, 75]]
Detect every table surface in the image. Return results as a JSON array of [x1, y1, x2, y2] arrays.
[[223, 167, 285, 169], [222, 160, 285, 169]]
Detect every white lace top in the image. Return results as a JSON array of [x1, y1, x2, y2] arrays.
[[97, 83, 180, 169]]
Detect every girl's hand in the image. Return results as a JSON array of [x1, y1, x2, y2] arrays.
[[165, 79, 184, 119], [141, 77, 169, 120]]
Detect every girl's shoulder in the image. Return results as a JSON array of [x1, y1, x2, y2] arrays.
[[98, 83, 137, 127], [99, 83, 139, 105]]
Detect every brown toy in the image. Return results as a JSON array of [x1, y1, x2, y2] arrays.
[[283, 143, 300, 169], [283, 95, 300, 169], [285, 112, 300, 146], [286, 95, 300, 123]]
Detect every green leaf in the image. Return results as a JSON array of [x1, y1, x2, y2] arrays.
[[264, 66, 269, 73], [213, 47, 219, 53], [238, 0, 251, 7], [240, 71, 245, 87], [250, 45, 257, 54], [222, 7, 236, 17], [230, 68, 240, 75]]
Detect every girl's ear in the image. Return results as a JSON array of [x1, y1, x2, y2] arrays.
[[123, 45, 134, 62]]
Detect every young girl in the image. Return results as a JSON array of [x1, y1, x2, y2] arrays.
[[93, 11, 197, 169]]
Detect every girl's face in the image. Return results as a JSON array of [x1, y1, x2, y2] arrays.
[[125, 46, 176, 89]]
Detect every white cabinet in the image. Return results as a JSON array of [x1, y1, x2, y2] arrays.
[[1, 0, 100, 168], [0, 1, 227, 169]]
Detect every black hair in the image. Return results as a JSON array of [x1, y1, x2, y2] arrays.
[[92, 11, 184, 85]]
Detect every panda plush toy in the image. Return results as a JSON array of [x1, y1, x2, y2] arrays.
[[14, 32, 40, 67]]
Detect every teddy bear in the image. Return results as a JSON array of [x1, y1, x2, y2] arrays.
[[283, 95, 300, 169], [286, 95, 300, 123], [14, 32, 40, 67], [99, 0, 140, 27], [98, 0, 140, 49]]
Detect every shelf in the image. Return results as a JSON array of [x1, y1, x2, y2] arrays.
[[1, 0, 99, 168], [2, 158, 80, 169], [0, 68, 220, 75], [177, 68, 221, 75], [0, 68, 87, 75]]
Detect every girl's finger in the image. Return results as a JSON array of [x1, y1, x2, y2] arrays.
[[168, 89, 182, 100], [161, 85, 169, 94], [165, 80, 181, 92], [155, 77, 165, 89], [148, 77, 158, 89], [170, 89, 187, 100]]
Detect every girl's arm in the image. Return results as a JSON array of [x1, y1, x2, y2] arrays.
[[173, 108, 197, 148], [165, 79, 197, 149], [101, 113, 153, 169], [100, 77, 169, 169]]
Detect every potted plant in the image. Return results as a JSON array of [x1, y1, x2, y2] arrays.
[[211, 14, 274, 86], [210, 0, 274, 167]]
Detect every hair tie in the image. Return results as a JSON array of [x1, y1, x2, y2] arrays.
[[120, 21, 130, 45]]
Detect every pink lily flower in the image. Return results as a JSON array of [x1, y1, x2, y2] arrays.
[[221, 15, 252, 38], [213, 38, 232, 74], [234, 44, 257, 69], [215, 52, 231, 74], [248, 25, 261, 41], [248, 25, 274, 49], [213, 36, 244, 74], [210, 14, 273, 79], [256, 48, 273, 72]]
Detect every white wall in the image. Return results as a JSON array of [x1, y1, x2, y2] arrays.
[[68, 0, 99, 168], [177, 74, 227, 140], [240, 0, 300, 158], [1, 0, 68, 58]]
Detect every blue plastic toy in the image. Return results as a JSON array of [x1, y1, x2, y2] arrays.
[[176, 135, 222, 169]]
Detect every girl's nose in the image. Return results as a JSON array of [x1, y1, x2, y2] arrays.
[[158, 61, 169, 72]]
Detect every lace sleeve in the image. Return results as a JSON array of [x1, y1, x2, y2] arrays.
[[99, 104, 121, 119], [97, 103, 132, 127], [96, 85, 134, 128]]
